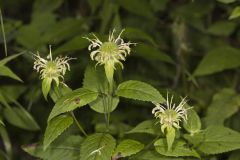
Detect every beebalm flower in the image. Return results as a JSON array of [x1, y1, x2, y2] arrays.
[[84, 29, 136, 83], [33, 46, 74, 99], [152, 94, 188, 133]]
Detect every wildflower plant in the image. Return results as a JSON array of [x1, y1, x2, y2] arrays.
[[84, 29, 136, 84], [152, 94, 189, 150], [33, 46, 74, 99]]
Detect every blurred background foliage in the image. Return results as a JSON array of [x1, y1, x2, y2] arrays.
[[1, 0, 240, 159]]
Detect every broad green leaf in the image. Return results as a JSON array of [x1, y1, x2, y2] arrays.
[[229, 6, 240, 19], [113, 139, 144, 158], [217, 0, 236, 3], [3, 106, 40, 131], [204, 88, 240, 126], [194, 46, 240, 76], [0, 119, 4, 126], [48, 88, 98, 121], [127, 120, 161, 135], [116, 80, 165, 103], [83, 65, 119, 113], [183, 109, 201, 135], [43, 115, 73, 150], [115, 0, 154, 19], [90, 96, 119, 113], [49, 83, 72, 102], [54, 36, 89, 54], [0, 85, 26, 101], [80, 133, 116, 160], [0, 52, 24, 66], [0, 150, 8, 160], [133, 44, 174, 64], [23, 135, 82, 160], [123, 27, 157, 46], [207, 21, 236, 36], [154, 139, 200, 158], [0, 65, 22, 82], [196, 126, 240, 154], [42, 78, 52, 100]]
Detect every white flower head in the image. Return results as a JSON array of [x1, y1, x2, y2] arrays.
[[84, 29, 136, 69], [152, 94, 188, 133], [33, 45, 74, 84]]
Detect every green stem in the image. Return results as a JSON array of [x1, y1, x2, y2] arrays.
[[70, 111, 88, 137], [107, 79, 113, 131], [53, 84, 88, 137]]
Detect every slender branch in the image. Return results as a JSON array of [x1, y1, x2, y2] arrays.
[[70, 111, 88, 137]]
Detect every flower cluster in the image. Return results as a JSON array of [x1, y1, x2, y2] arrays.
[[152, 94, 188, 133]]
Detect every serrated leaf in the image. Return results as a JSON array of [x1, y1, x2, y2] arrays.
[[83, 65, 119, 113], [229, 6, 240, 19], [116, 80, 164, 103], [43, 115, 73, 150], [197, 126, 240, 154], [90, 96, 119, 113], [194, 46, 240, 76], [3, 106, 40, 131], [113, 139, 144, 158], [48, 88, 98, 121], [127, 120, 161, 135], [204, 88, 240, 126], [80, 133, 116, 160], [154, 139, 200, 158], [23, 135, 82, 160], [0, 66, 22, 82], [183, 109, 201, 135]]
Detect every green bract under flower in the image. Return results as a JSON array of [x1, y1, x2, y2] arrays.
[[84, 29, 136, 83], [33, 46, 74, 99], [152, 94, 188, 133]]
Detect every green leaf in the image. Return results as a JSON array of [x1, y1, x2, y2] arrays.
[[80, 133, 116, 160], [90, 96, 119, 113], [123, 27, 157, 46], [217, 0, 236, 4], [229, 6, 240, 19], [0, 52, 24, 66], [113, 139, 144, 158], [3, 106, 40, 131], [154, 139, 200, 158], [0, 65, 22, 82], [183, 109, 201, 135], [54, 36, 89, 54], [48, 88, 98, 121], [83, 65, 119, 113], [196, 126, 240, 154], [0, 119, 4, 126], [33, 0, 64, 14], [42, 78, 52, 100], [133, 44, 174, 64], [115, 0, 154, 19], [0, 126, 12, 158], [104, 62, 114, 84], [116, 80, 165, 103], [43, 115, 73, 150], [194, 46, 240, 76], [207, 21, 236, 36], [204, 88, 240, 126], [23, 135, 82, 160], [127, 120, 161, 135], [166, 127, 175, 151], [138, 150, 185, 160]]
